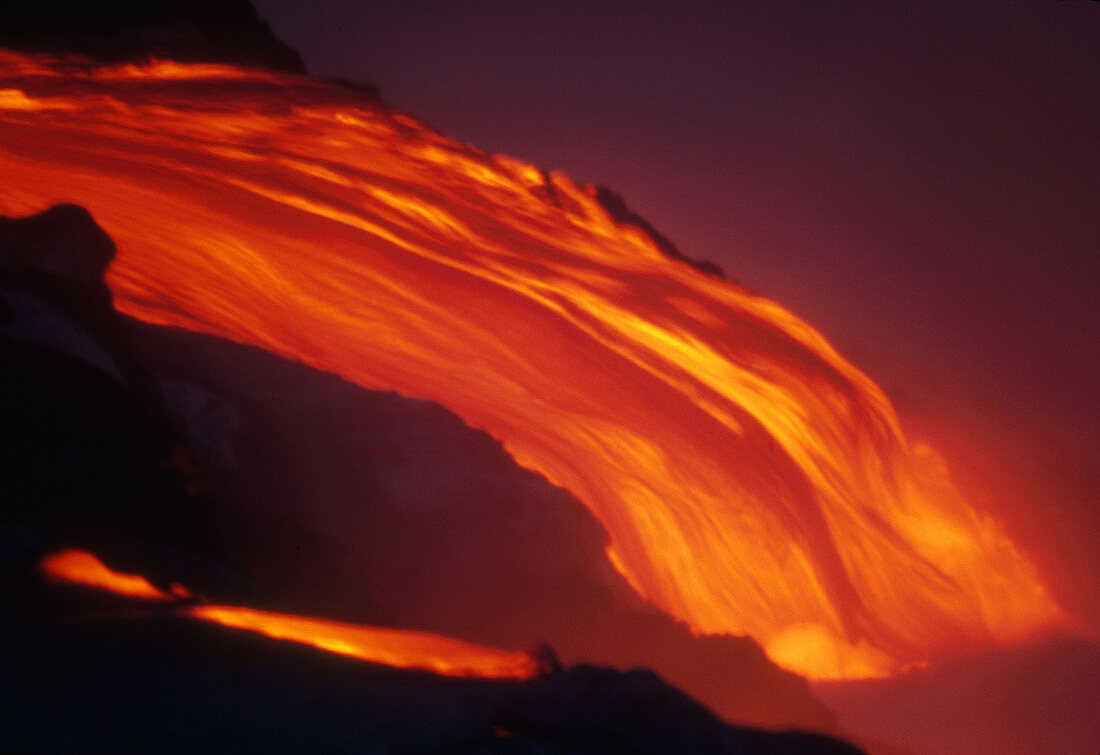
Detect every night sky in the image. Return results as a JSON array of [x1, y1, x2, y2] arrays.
[[251, 1, 1099, 630]]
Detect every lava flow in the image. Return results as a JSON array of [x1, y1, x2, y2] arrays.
[[0, 51, 1067, 680], [41, 549, 192, 602], [40, 549, 540, 680]]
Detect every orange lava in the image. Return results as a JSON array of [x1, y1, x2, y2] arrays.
[[40, 549, 184, 601], [38, 550, 537, 680], [2, 52, 1067, 680], [185, 605, 539, 679]]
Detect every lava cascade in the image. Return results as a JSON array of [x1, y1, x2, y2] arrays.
[[40, 549, 539, 680], [0, 52, 1066, 679]]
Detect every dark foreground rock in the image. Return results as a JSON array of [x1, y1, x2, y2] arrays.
[[0, 595, 861, 755], [0, 0, 305, 73], [595, 187, 726, 278]]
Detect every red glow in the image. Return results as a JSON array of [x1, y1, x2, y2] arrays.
[[1, 53, 1068, 680], [39, 550, 538, 680]]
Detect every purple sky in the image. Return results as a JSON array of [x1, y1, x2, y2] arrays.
[[251, 0, 1099, 629]]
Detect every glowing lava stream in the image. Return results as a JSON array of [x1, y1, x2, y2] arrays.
[[1, 52, 1066, 680], [40, 550, 193, 602], [40, 550, 540, 680]]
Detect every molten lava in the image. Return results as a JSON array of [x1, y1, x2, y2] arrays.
[[39, 550, 539, 680], [185, 605, 540, 679], [1, 51, 1066, 679], [41, 549, 188, 601]]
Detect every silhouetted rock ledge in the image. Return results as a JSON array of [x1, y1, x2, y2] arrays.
[[596, 187, 726, 278], [0, 604, 863, 754], [0, 204, 115, 291], [0, 0, 305, 73]]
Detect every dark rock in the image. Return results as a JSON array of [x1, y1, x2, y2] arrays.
[[0, 608, 863, 754], [0, 204, 115, 291], [0, 0, 305, 74], [325, 75, 381, 99], [0, 206, 230, 594], [595, 186, 727, 278]]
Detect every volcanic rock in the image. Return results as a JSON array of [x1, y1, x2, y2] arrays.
[[0, 603, 863, 754], [0, 0, 305, 73], [595, 187, 726, 278]]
